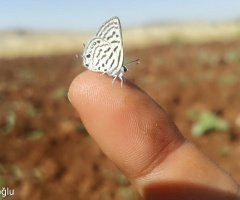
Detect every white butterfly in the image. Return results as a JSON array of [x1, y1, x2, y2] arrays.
[[82, 16, 129, 87]]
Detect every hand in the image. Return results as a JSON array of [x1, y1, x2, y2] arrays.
[[69, 71, 240, 200]]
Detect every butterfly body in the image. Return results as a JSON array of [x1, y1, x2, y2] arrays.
[[82, 16, 127, 87]]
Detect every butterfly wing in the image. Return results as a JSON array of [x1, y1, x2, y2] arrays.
[[82, 16, 124, 79], [82, 37, 118, 73], [96, 16, 123, 75]]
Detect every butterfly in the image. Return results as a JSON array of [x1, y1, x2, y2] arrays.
[[82, 16, 138, 87]]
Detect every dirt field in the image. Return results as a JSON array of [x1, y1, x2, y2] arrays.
[[0, 40, 240, 199]]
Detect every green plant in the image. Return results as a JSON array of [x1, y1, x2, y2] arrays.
[[0, 111, 16, 135], [17, 69, 34, 82], [118, 187, 133, 200], [188, 110, 229, 136], [115, 173, 129, 185], [50, 87, 68, 98], [224, 49, 239, 61], [219, 75, 238, 84], [196, 51, 220, 66], [26, 129, 44, 139]]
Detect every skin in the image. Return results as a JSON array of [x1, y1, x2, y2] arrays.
[[68, 71, 240, 200]]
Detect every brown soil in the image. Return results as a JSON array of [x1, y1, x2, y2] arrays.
[[0, 40, 240, 200]]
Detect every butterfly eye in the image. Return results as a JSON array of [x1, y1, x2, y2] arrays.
[[123, 66, 128, 72]]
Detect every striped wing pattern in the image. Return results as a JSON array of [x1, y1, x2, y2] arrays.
[[82, 17, 125, 85], [95, 17, 123, 74]]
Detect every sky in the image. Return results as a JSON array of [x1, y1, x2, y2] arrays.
[[1, 0, 240, 31]]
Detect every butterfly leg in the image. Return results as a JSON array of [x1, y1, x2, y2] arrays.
[[112, 75, 118, 86], [96, 72, 106, 78], [119, 74, 124, 88]]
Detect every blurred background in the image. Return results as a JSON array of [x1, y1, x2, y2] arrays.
[[0, 1, 240, 199]]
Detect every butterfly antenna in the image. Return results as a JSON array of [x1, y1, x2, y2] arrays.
[[76, 54, 84, 58], [125, 59, 140, 66], [76, 43, 86, 58]]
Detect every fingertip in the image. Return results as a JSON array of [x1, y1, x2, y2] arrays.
[[68, 71, 99, 109], [68, 70, 139, 110], [68, 71, 90, 101]]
